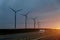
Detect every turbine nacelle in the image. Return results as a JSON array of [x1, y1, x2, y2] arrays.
[[10, 8, 22, 13], [20, 10, 31, 17], [31, 17, 38, 21]]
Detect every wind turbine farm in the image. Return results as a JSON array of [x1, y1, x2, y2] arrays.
[[1, 0, 60, 40], [0, 7, 60, 40]]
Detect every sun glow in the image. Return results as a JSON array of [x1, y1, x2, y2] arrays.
[[54, 24, 60, 29], [55, 28, 60, 29], [50, 23, 60, 29]]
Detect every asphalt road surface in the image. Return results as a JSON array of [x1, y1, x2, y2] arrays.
[[38, 29, 60, 40]]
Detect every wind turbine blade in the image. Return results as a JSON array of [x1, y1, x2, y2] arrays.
[[34, 17, 38, 19], [31, 17, 38, 20], [16, 9, 22, 12], [20, 14, 25, 16], [26, 10, 31, 15], [35, 17, 37, 19], [31, 18, 35, 20], [10, 8, 16, 12]]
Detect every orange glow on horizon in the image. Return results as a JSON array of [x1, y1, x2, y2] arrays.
[[54, 28, 60, 29], [54, 23, 60, 29], [42, 23, 60, 29]]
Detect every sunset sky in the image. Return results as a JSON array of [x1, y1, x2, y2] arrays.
[[0, 0, 60, 29]]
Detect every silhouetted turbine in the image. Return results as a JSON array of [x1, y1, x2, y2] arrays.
[[32, 17, 37, 29], [10, 8, 22, 29], [20, 11, 30, 29]]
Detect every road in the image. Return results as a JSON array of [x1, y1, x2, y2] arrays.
[[37, 29, 60, 40]]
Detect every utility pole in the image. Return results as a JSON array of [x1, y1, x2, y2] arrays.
[[10, 8, 22, 29]]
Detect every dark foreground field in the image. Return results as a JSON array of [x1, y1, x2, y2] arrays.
[[0, 28, 40, 40], [0, 28, 40, 35], [0, 29, 60, 40]]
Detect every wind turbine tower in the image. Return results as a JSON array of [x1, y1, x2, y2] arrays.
[[37, 21, 40, 28], [10, 8, 22, 29], [20, 11, 31, 29], [32, 17, 37, 29]]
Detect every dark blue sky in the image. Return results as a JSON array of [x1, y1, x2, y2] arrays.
[[0, 0, 60, 29]]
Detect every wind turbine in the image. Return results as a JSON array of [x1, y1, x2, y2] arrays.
[[32, 17, 37, 29], [20, 10, 31, 29], [37, 21, 40, 28], [10, 8, 22, 29]]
